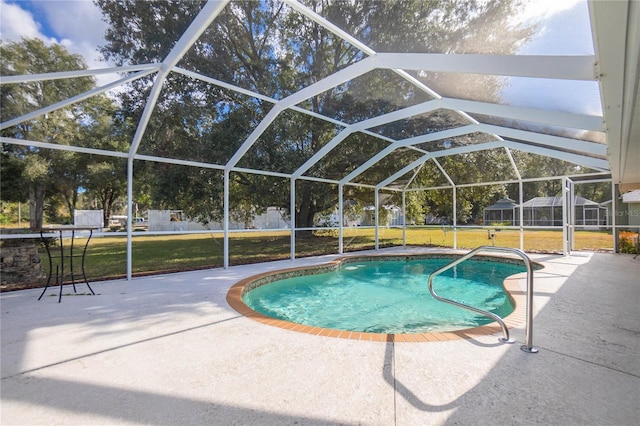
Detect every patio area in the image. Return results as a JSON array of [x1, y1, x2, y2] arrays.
[[1, 248, 638, 425]]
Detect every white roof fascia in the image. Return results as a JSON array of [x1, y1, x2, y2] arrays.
[[589, 0, 640, 186], [376, 53, 597, 81], [502, 140, 609, 170], [478, 123, 608, 157], [0, 136, 129, 158], [0, 63, 159, 84], [1, 69, 157, 131], [622, 190, 640, 203], [440, 98, 604, 131]]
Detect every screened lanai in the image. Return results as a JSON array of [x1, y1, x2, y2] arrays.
[[1, 0, 639, 279], [516, 195, 608, 227]]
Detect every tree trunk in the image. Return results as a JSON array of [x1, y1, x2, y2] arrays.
[[295, 201, 317, 229], [100, 189, 116, 225], [61, 188, 78, 221], [29, 185, 46, 229]]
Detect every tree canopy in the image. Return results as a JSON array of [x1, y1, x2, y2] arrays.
[[0, 38, 126, 228], [95, 0, 536, 226]]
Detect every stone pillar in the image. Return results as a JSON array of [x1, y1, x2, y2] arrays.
[[1, 239, 45, 289]]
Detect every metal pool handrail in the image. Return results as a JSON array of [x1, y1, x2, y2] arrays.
[[427, 246, 538, 353]]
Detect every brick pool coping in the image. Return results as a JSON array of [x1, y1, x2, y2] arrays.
[[226, 253, 533, 342]]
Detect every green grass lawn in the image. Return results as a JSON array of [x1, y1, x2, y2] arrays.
[[25, 227, 613, 286]]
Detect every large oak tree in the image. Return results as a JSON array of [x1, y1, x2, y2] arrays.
[[95, 0, 532, 227]]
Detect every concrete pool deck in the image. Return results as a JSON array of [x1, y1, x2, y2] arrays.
[[1, 248, 638, 425]]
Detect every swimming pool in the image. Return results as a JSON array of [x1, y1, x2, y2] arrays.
[[227, 254, 530, 341]]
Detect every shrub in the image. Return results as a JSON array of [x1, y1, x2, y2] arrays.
[[619, 231, 639, 254]]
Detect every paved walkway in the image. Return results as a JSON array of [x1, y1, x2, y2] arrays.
[[1, 249, 638, 425]]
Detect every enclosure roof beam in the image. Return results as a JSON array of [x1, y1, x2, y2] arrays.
[[439, 98, 604, 131], [395, 125, 480, 147], [161, 1, 230, 71], [278, 55, 377, 108], [376, 53, 598, 80], [376, 141, 504, 189], [283, 0, 443, 104], [133, 154, 225, 171], [0, 136, 129, 158], [291, 128, 355, 178], [336, 124, 479, 186], [175, 66, 348, 128], [432, 158, 455, 187], [402, 162, 426, 190], [505, 147, 522, 181], [338, 143, 398, 185], [0, 63, 159, 84], [292, 100, 443, 179], [225, 56, 376, 170], [478, 124, 608, 157], [128, 0, 229, 157], [284, 0, 458, 101], [173, 67, 278, 103], [502, 140, 610, 170], [350, 99, 442, 131], [283, 0, 375, 56], [0, 69, 157, 131]]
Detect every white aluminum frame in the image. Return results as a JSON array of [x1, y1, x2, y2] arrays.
[[1, 0, 634, 277]]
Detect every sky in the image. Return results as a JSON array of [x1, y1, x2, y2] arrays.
[[1, 0, 109, 67], [0, 0, 601, 115]]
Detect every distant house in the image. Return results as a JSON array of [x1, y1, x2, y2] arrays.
[[483, 198, 517, 225], [515, 196, 607, 227], [482, 196, 608, 227]]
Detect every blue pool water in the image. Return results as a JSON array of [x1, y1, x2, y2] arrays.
[[242, 258, 526, 334]]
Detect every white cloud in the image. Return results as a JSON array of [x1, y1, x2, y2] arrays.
[[517, 0, 584, 24], [1, 0, 117, 85], [35, 0, 108, 65], [0, 0, 55, 43]]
